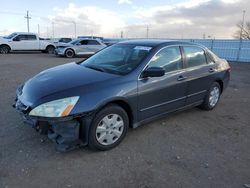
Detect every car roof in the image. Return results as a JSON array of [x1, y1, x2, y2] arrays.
[[14, 32, 37, 35], [118, 39, 197, 48]]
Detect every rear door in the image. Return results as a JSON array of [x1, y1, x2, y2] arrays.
[[182, 46, 217, 105], [25, 34, 39, 50], [87, 40, 104, 53], [137, 46, 188, 120], [76, 39, 92, 55]]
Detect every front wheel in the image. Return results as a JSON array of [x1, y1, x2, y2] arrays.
[[0, 45, 10, 54], [200, 82, 221, 110], [65, 49, 75, 58], [88, 105, 129, 151]]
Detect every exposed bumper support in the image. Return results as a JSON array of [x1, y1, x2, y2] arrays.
[[48, 120, 82, 152], [13, 98, 89, 152]]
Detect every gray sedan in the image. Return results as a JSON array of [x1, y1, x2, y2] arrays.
[[55, 38, 106, 58], [14, 40, 230, 151]]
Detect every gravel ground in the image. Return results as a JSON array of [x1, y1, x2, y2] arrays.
[[0, 52, 250, 188]]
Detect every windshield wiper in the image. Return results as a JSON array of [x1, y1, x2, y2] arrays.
[[85, 65, 106, 73]]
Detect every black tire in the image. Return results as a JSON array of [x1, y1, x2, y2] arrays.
[[88, 104, 129, 151], [46, 45, 55, 54], [65, 49, 75, 58], [200, 82, 221, 110], [0, 45, 10, 54]]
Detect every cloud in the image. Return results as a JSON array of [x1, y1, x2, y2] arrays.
[[40, 0, 249, 39], [129, 0, 250, 39], [45, 3, 126, 37], [118, 0, 132, 5]]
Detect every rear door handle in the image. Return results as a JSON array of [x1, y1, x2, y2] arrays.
[[209, 68, 215, 73], [177, 75, 187, 81]]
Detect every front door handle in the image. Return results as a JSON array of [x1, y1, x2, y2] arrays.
[[177, 75, 187, 81], [209, 68, 215, 73]]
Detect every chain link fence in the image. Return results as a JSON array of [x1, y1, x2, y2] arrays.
[[180, 39, 250, 62], [106, 38, 250, 62]]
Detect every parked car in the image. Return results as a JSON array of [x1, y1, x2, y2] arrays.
[[55, 38, 106, 58], [53, 37, 73, 44], [102, 38, 126, 46], [58, 37, 73, 43], [0, 32, 56, 54], [14, 40, 230, 151], [77, 36, 104, 41]]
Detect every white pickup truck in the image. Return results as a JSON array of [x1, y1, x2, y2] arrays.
[[0, 32, 56, 54]]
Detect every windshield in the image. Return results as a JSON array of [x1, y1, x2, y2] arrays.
[[80, 44, 152, 75], [4, 33, 17, 39]]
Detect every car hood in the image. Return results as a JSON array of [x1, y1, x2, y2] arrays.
[[19, 62, 119, 106], [56, 43, 73, 47], [0, 37, 8, 42]]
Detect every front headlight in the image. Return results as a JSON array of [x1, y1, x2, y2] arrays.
[[29, 96, 79, 117]]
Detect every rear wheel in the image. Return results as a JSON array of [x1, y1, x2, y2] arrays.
[[200, 82, 221, 110], [0, 45, 10, 54], [46, 45, 55, 54], [65, 49, 75, 58], [88, 105, 129, 151]]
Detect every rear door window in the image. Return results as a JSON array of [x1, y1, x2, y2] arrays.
[[88, 40, 101, 45], [79, 40, 88, 45], [183, 46, 207, 67], [26, 35, 37, 40]]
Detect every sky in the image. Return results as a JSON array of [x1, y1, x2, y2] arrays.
[[0, 0, 249, 39]]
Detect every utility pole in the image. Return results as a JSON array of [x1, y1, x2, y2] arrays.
[[240, 10, 246, 39], [91, 29, 93, 38], [37, 24, 40, 37], [203, 33, 206, 39], [46, 26, 49, 38], [146, 25, 149, 38], [52, 22, 55, 39], [24, 11, 31, 32], [73, 21, 76, 38], [238, 10, 246, 61]]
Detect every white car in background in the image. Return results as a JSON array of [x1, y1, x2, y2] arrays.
[[0, 32, 56, 54], [55, 38, 106, 58]]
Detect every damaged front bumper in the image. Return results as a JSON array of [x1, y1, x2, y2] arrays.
[[13, 98, 90, 152]]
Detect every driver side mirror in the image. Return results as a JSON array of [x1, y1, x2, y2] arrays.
[[141, 67, 165, 78], [13, 37, 20, 41]]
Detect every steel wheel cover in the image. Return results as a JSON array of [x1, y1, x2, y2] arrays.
[[96, 114, 124, 146], [209, 86, 220, 107]]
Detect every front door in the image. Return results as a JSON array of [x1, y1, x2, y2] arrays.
[[138, 46, 188, 121], [10, 34, 38, 50], [9, 35, 26, 50]]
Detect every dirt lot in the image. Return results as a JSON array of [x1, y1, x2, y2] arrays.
[[0, 52, 249, 188]]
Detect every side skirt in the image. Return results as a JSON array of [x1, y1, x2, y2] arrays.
[[133, 100, 203, 128]]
